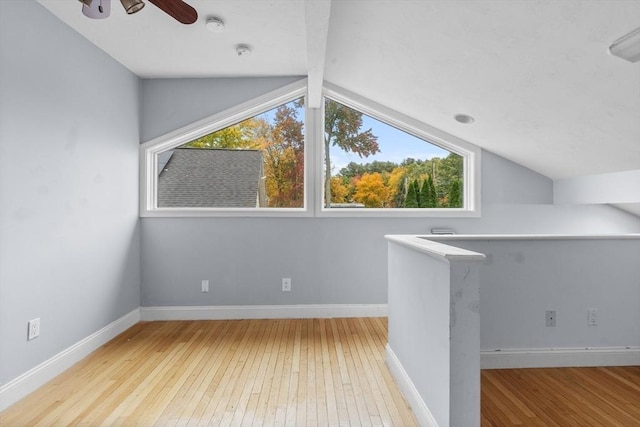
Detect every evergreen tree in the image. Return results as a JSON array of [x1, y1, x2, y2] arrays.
[[421, 178, 431, 208], [428, 175, 437, 207], [413, 179, 421, 207], [448, 179, 463, 208], [393, 176, 407, 207], [404, 180, 419, 208], [420, 175, 437, 207], [419, 179, 427, 208]]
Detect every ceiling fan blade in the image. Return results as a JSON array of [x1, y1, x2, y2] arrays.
[[148, 0, 198, 25]]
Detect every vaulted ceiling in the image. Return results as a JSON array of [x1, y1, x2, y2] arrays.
[[37, 0, 640, 181]]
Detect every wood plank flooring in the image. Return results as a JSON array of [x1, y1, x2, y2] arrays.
[[3, 318, 639, 426], [0, 318, 418, 426], [481, 366, 640, 426]]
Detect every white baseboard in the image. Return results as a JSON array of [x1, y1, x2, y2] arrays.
[[385, 345, 439, 427], [481, 347, 640, 369], [140, 304, 388, 321], [0, 308, 140, 412]]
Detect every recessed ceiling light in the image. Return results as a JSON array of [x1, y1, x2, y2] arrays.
[[235, 44, 251, 57], [609, 27, 640, 63], [206, 17, 225, 33], [454, 113, 475, 124]]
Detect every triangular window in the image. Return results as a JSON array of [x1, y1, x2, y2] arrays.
[[323, 98, 464, 210], [140, 80, 480, 217]]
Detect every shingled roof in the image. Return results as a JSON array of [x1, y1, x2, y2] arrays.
[[158, 148, 266, 208]]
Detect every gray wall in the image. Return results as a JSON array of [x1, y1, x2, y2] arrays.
[[387, 242, 482, 427], [139, 78, 640, 308], [1, 0, 636, 396], [388, 243, 453, 426], [141, 77, 302, 142], [0, 0, 141, 384], [441, 238, 640, 351]]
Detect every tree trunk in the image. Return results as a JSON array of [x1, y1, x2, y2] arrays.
[[324, 137, 332, 208]]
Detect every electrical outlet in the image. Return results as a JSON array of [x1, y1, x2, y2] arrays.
[[587, 308, 598, 326], [282, 278, 291, 292], [545, 310, 556, 327], [28, 318, 40, 341], [201, 280, 209, 293]]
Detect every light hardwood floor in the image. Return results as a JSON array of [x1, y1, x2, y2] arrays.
[[3, 319, 638, 426], [0, 318, 418, 426], [481, 366, 640, 426]]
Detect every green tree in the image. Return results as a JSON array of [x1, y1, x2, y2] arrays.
[[338, 162, 368, 179], [420, 175, 437, 208], [434, 153, 463, 204], [404, 179, 420, 208], [419, 179, 429, 208], [324, 99, 379, 207], [448, 179, 463, 208], [339, 160, 397, 179], [182, 119, 262, 149], [389, 169, 407, 208]]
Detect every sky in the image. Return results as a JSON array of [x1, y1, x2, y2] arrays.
[[329, 114, 451, 174], [257, 100, 452, 174]]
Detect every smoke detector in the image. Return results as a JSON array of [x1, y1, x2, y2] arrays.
[[235, 44, 251, 57], [206, 17, 225, 32]]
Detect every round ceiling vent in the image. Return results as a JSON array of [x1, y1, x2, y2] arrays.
[[454, 113, 475, 124]]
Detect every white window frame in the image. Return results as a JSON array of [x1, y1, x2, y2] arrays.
[[139, 79, 481, 218], [139, 79, 313, 217], [317, 83, 481, 217]]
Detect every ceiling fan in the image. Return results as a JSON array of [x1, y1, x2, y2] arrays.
[[78, 0, 198, 25]]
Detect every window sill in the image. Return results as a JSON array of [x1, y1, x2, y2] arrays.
[[316, 207, 481, 218], [140, 208, 312, 218]]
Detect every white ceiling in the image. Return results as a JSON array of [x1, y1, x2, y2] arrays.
[[37, 0, 640, 180]]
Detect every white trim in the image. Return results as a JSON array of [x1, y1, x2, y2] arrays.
[[319, 83, 481, 218], [140, 78, 483, 219], [140, 304, 388, 321], [0, 308, 140, 412], [140, 79, 312, 218], [481, 347, 640, 369], [304, 0, 331, 108], [429, 233, 640, 241], [386, 235, 486, 262], [386, 345, 439, 427]]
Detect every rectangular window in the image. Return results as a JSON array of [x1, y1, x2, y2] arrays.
[[323, 98, 464, 210]]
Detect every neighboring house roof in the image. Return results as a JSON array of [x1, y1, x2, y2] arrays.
[[158, 148, 265, 208]]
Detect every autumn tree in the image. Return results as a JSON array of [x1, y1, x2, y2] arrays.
[[387, 167, 407, 208], [339, 161, 397, 179], [182, 119, 263, 150], [262, 100, 305, 207], [353, 173, 390, 207], [330, 176, 351, 203], [186, 98, 306, 208], [324, 99, 379, 207]]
